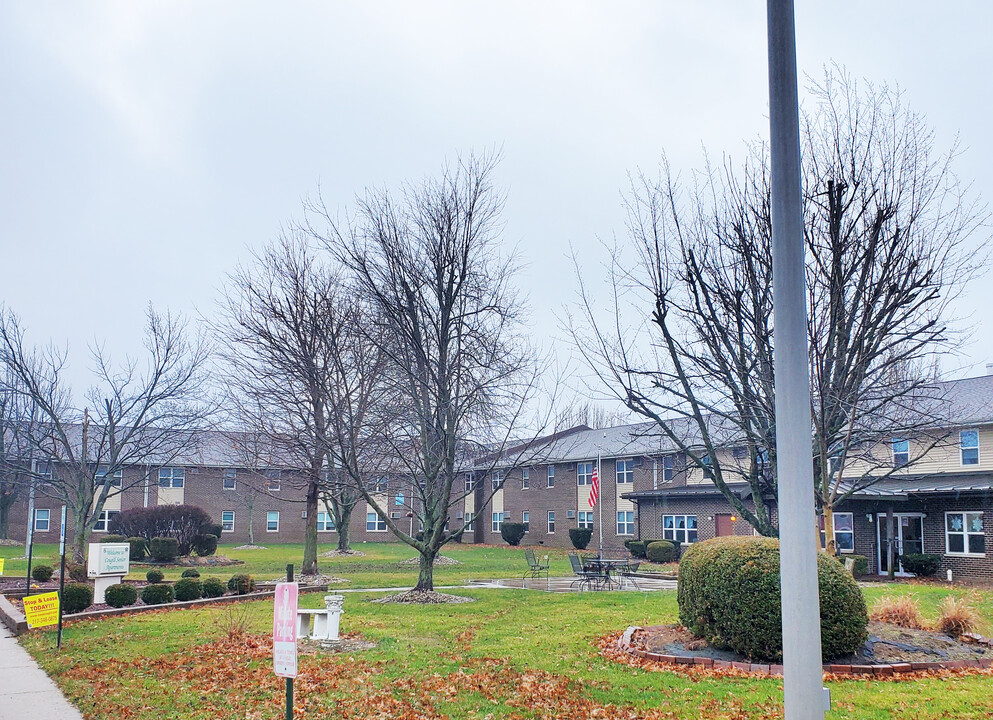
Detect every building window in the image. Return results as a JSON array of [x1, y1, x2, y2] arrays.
[[390, 511, 402, 519], [663, 515, 698, 544], [158, 467, 185, 489], [617, 511, 635, 536], [464, 474, 474, 493], [93, 510, 120, 533], [547, 466, 555, 487], [662, 455, 675, 483], [577, 462, 593, 486], [221, 511, 235, 533], [616, 458, 634, 484], [223, 469, 237, 490], [366, 512, 386, 532], [266, 511, 279, 532], [547, 511, 555, 533], [522, 511, 530, 532], [36, 463, 53, 482], [828, 454, 842, 477], [892, 439, 909, 468], [464, 512, 474, 532], [34, 509, 50, 532], [961, 430, 979, 466], [577, 511, 594, 530], [266, 469, 281, 491], [833, 512, 855, 552], [946, 512, 985, 555], [491, 512, 504, 532], [522, 468, 529, 490], [317, 512, 336, 532], [491, 471, 504, 492], [374, 476, 389, 493], [96, 467, 123, 487]]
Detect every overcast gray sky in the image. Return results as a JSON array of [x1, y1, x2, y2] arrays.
[[2, 2, 991, 400]]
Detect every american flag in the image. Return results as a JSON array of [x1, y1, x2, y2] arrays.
[[588, 463, 599, 508]]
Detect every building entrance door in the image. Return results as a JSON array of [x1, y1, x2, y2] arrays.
[[715, 514, 734, 537], [876, 514, 924, 576]]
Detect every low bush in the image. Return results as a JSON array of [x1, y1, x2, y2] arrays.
[[104, 583, 138, 608], [67, 563, 88, 582], [99, 534, 129, 544], [173, 578, 203, 602], [140, 583, 175, 606], [500, 522, 527, 546], [110, 504, 213, 556], [62, 583, 93, 614], [206, 523, 223, 539], [146, 568, 165, 583], [150, 536, 179, 562], [936, 595, 981, 637], [181, 568, 201, 578], [836, 554, 869, 576], [31, 565, 54, 582], [192, 534, 218, 557], [127, 537, 148, 561], [569, 527, 593, 550], [625, 540, 648, 559], [202, 577, 227, 598], [452, 529, 465, 543], [646, 540, 678, 564], [227, 574, 256, 595], [870, 594, 926, 629], [901, 553, 941, 578], [678, 537, 868, 662]]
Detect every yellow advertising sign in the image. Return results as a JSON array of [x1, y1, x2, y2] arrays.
[[23, 591, 60, 629], [0, 557, 4, 575]]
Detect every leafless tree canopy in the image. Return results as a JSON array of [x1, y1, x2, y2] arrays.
[[571, 67, 987, 541]]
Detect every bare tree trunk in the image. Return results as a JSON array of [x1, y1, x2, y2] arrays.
[[246, 494, 256, 545], [336, 503, 353, 552], [822, 504, 835, 555], [415, 544, 437, 592], [71, 506, 89, 564], [886, 506, 895, 581], [302, 471, 320, 575], [0, 501, 11, 539]]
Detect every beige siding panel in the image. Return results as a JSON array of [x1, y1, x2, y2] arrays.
[[157, 487, 184, 506]]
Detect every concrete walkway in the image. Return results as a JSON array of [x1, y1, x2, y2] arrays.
[[0, 625, 82, 720]]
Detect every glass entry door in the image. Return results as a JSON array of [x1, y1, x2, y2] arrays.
[[877, 514, 924, 576]]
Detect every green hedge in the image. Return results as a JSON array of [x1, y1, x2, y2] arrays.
[[900, 553, 941, 577], [181, 568, 201, 578], [146, 568, 165, 583], [192, 534, 218, 557], [150, 536, 179, 562], [104, 583, 138, 608], [99, 534, 128, 544], [836, 554, 869, 576], [646, 540, 678, 563], [624, 540, 648, 559], [140, 583, 175, 605], [127, 537, 148, 561], [174, 578, 203, 602], [569, 528, 593, 550], [202, 577, 226, 598], [500, 522, 526, 546], [227, 574, 256, 595], [62, 583, 93, 614], [31, 565, 54, 582], [678, 536, 868, 662]]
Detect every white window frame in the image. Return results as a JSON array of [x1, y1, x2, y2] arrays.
[[577, 510, 594, 530], [547, 510, 555, 533], [945, 511, 985, 557], [221, 511, 235, 533], [266, 511, 280, 532], [960, 430, 980, 466], [547, 465, 555, 487], [491, 471, 504, 492], [317, 511, 336, 532], [616, 458, 634, 484], [616, 510, 635, 536], [577, 462, 593, 486], [491, 511, 504, 533], [34, 509, 50, 532], [93, 510, 120, 533], [373, 476, 389, 493], [96, 466, 123, 487], [464, 473, 474, 493], [223, 469, 237, 490], [266, 469, 282, 492], [158, 467, 185, 489], [662, 455, 675, 483], [464, 512, 474, 532], [522, 468, 529, 490], [833, 512, 855, 553], [522, 511, 530, 532], [892, 439, 909, 468], [662, 514, 698, 544], [366, 512, 387, 532]]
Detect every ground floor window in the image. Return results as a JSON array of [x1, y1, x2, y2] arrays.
[[93, 510, 120, 533], [366, 512, 387, 532], [547, 511, 555, 533], [946, 511, 985, 555], [821, 512, 854, 552], [34, 509, 50, 532], [522, 511, 530, 532], [577, 511, 594, 529], [616, 511, 635, 536], [266, 511, 280, 532], [662, 514, 697, 544], [221, 511, 235, 533], [492, 512, 505, 533], [317, 511, 336, 532], [465, 513, 474, 532]]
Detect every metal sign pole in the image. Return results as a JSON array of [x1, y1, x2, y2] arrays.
[[24, 460, 36, 596], [285, 563, 293, 720], [766, 1, 827, 717], [56, 506, 67, 651]]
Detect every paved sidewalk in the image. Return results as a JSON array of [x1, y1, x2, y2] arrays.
[[0, 625, 82, 720]]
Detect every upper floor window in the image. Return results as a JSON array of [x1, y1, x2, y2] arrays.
[[223, 469, 237, 490], [828, 454, 842, 477], [662, 455, 675, 483], [961, 430, 980, 466], [35, 462, 53, 482], [577, 462, 593, 486], [373, 476, 389, 493], [464, 473, 474, 493], [491, 471, 504, 492], [266, 469, 281, 491], [700, 454, 713, 470], [892, 439, 909, 468], [616, 458, 634, 484], [547, 465, 555, 487], [521, 468, 529, 490], [96, 466, 123, 487], [158, 467, 184, 489]]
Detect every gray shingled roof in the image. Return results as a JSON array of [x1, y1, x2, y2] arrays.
[[843, 473, 993, 499]]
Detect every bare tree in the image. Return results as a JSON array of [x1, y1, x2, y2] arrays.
[[553, 401, 630, 431], [0, 306, 212, 562], [0, 370, 34, 540], [312, 153, 547, 593], [571, 67, 986, 544]]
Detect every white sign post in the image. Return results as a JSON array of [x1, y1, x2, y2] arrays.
[[87, 543, 131, 604]]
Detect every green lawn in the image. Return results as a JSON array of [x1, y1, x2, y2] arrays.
[[10, 543, 993, 719]]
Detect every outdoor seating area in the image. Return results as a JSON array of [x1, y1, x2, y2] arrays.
[[568, 552, 641, 591]]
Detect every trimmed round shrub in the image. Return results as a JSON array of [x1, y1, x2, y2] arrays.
[[192, 534, 218, 557], [31, 565, 54, 582], [141, 583, 175, 605], [173, 578, 203, 602], [150, 536, 179, 562], [181, 568, 201, 578], [625, 540, 648, 559], [678, 536, 868, 662], [127, 537, 148, 561], [202, 577, 226, 598], [62, 583, 93, 614], [104, 583, 138, 608], [100, 534, 128, 544], [900, 553, 941, 578], [67, 563, 88, 582], [569, 527, 593, 550], [500, 522, 527, 546], [145, 568, 165, 583], [227, 574, 256, 595], [646, 540, 678, 564]]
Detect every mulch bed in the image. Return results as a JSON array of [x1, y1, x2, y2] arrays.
[[396, 555, 461, 567], [370, 590, 474, 604], [136, 555, 244, 568]]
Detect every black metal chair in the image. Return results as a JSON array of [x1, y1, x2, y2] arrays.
[[618, 561, 641, 590], [523, 548, 549, 582], [569, 552, 603, 591]]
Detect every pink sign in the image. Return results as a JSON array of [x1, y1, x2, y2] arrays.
[[273, 582, 298, 678]]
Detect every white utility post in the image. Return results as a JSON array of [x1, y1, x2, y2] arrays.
[[766, 1, 828, 718]]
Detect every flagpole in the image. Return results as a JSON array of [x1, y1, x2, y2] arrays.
[[597, 453, 603, 558]]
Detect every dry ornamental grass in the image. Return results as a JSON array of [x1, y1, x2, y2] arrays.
[[869, 594, 926, 629]]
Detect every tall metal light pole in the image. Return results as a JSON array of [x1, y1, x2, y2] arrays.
[[766, 1, 827, 718]]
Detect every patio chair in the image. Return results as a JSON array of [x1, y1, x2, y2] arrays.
[[569, 552, 603, 591], [618, 561, 641, 590], [523, 548, 549, 581]]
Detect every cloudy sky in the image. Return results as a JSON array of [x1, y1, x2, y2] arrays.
[[2, 2, 991, 400]]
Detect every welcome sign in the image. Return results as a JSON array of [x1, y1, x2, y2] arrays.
[[87, 543, 131, 577]]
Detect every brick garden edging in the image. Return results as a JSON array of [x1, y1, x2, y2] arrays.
[[617, 626, 993, 677]]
